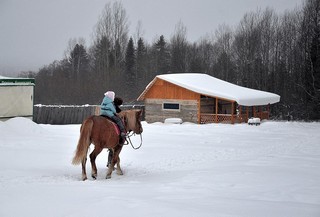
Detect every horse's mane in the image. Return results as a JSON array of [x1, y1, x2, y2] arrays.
[[118, 109, 140, 124]]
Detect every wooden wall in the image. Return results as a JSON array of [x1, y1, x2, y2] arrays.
[[145, 99, 198, 123], [143, 78, 199, 100]]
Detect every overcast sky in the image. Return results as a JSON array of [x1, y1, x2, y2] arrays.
[[0, 0, 304, 75]]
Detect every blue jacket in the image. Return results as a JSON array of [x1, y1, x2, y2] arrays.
[[100, 96, 116, 117]]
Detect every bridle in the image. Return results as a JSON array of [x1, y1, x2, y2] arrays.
[[122, 112, 143, 150], [125, 131, 143, 150]]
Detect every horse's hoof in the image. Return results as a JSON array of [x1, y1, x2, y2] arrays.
[[106, 175, 111, 179], [82, 176, 87, 181], [92, 174, 97, 179], [116, 170, 123, 175]]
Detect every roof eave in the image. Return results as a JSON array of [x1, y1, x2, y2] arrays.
[[137, 77, 158, 101]]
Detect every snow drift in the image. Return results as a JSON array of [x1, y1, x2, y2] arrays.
[[0, 118, 319, 217]]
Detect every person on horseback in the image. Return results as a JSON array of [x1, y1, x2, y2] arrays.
[[100, 91, 126, 144], [114, 97, 123, 113]]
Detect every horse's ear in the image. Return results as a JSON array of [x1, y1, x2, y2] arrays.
[[137, 110, 142, 117], [122, 111, 128, 119]]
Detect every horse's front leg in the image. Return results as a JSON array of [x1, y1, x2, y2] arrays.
[[106, 145, 123, 179], [89, 147, 102, 179], [116, 156, 123, 175], [107, 149, 113, 168], [106, 160, 123, 178], [106, 162, 114, 179]]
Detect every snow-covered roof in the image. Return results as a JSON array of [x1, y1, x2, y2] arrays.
[[138, 73, 280, 106], [0, 75, 35, 86]]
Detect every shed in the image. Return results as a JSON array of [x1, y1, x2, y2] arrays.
[[137, 73, 280, 124], [0, 75, 35, 121]]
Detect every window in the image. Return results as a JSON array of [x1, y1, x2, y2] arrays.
[[163, 102, 180, 111]]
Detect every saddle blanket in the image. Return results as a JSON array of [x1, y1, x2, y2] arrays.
[[100, 115, 120, 135]]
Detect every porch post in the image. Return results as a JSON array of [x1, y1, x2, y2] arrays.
[[231, 102, 234, 124], [259, 106, 262, 119], [215, 98, 218, 123], [239, 105, 242, 123], [246, 106, 249, 121], [197, 97, 201, 124]]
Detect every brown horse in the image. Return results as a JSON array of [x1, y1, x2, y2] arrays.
[[72, 110, 143, 180]]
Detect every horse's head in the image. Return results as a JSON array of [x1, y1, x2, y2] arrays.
[[119, 110, 143, 134]]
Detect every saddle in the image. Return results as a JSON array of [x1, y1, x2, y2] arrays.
[[100, 115, 120, 136]]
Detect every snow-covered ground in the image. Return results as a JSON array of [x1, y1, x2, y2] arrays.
[[0, 117, 319, 217]]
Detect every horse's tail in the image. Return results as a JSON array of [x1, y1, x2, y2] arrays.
[[72, 118, 93, 165]]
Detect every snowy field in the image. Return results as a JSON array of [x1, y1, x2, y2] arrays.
[[0, 117, 320, 217]]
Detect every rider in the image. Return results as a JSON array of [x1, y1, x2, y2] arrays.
[[114, 97, 123, 113], [100, 91, 126, 144]]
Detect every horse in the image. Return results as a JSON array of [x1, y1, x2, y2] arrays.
[[72, 109, 143, 181]]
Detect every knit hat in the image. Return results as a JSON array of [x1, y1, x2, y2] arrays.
[[104, 91, 115, 101]]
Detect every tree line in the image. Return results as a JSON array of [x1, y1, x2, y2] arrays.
[[21, 0, 319, 120]]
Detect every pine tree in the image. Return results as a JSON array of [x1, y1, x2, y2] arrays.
[[69, 44, 89, 81], [136, 37, 148, 88], [155, 35, 170, 74], [125, 37, 136, 100]]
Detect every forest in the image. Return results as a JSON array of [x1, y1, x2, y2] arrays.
[[20, 0, 319, 120]]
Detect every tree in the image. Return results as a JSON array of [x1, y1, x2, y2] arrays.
[[69, 44, 89, 81], [153, 35, 170, 74], [125, 37, 136, 100], [170, 21, 188, 72], [112, 1, 129, 67], [300, 0, 320, 119], [233, 11, 262, 88], [91, 1, 129, 100], [136, 37, 148, 88], [212, 24, 235, 82]]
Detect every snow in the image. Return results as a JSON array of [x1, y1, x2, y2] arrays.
[[0, 75, 14, 79], [248, 117, 261, 125], [1, 117, 320, 217], [140, 73, 280, 106], [164, 118, 183, 124], [0, 75, 35, 86]]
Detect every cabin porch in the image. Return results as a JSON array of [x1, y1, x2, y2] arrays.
[[199, 95, 270, 124]]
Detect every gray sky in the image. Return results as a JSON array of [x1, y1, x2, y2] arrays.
[[0, 0, 304, 75]]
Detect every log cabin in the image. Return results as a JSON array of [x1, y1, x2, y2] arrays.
[[137, 73, 280, 124]]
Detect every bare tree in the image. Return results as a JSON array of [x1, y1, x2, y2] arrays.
[[133, 20, 144, 45], [112, 1, 129, 66], [299, 0, 320, 119], [90, 1, 129, 98], [170, 20, 188, 72], [212, 24, 235, 82]]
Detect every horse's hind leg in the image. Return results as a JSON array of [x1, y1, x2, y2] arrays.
[[81, 157, 88, 181], [89, 146, 103, 179]]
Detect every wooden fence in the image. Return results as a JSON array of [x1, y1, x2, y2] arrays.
[[200, 111, 269, 124], [33, 105, 145, 124]]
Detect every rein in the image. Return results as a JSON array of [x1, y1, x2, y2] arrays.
[[125, 131, 143, 150], [121, 112, 143, 150]]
